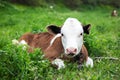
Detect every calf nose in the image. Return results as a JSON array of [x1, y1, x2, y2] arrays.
[[66, 47, 77, 54]]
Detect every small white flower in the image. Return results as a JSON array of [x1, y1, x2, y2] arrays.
[[22, 45, 27, 50], [31, 67, 38, 71], [41, 54, 45, 58], [41, 60, 46, 63], [12, 39, 19, 45], [50, 6, 53, 9]]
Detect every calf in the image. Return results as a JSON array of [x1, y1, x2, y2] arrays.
[[111, 10, 118, 17], [19, 18, 93, 69]]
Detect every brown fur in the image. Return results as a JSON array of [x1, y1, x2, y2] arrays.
[[19, 32, 54, 52], [19, 32, 88, 65]]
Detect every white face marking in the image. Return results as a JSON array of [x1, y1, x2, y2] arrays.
[[61, 18, 83, 57]]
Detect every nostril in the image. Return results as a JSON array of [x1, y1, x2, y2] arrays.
[[66, 48, 72, 53], [66, 48, 77, 53], [74, 48, 77, 53], [66, 49, 69, 52]]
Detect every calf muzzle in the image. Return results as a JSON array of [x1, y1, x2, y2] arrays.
[[66, 47, 77, 56]]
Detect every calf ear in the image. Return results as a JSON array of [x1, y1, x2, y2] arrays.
[[47, 25, 61, 35], [83, 24, 91, 34]]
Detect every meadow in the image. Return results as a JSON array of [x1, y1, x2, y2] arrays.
[[0, 2, 120, 80]]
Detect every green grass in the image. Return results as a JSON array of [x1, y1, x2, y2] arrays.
[[0, 3, 120, 80]]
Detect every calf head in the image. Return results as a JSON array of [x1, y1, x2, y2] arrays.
[[47, 18, 91, 57]]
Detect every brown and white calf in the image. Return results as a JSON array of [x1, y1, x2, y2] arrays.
[[18, 18, 93, 69], [111, 10, 118, 17]]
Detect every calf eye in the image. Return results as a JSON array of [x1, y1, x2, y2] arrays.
[[78, 33, 83, 37], [80, 33, 83, 36], [61, 33, 64, 36]]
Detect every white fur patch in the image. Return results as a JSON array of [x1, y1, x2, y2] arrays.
[[19, 40, 27, 45], [19, 40, 28, 50], [50, 33, 61, 46], [52, 58, 65, 70], [12, 39, 28, 50], [86, 57, 93, 68], [61, 18, 83, 56]]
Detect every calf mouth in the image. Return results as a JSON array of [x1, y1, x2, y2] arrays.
[[68, 53, 75, 56], [65, 53, 76, 58]]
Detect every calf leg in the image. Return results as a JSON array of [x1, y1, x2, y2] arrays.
[[45, 50, 65, 69], [77, 54, 93, 69], [85, 57, 93, 68], [77, 45, 93, 68], [77, 52, 86, 69], [51, 58, 65, 70], [43, 37, 65, 69]]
